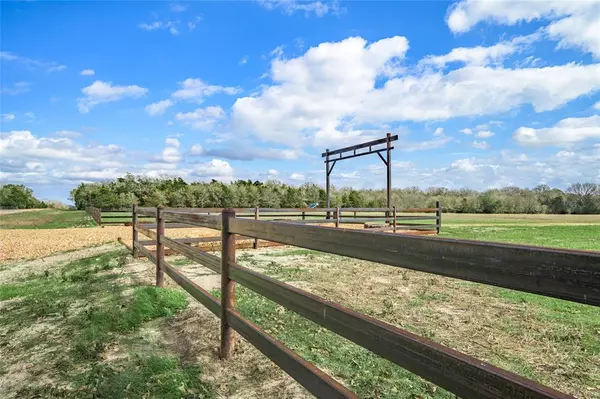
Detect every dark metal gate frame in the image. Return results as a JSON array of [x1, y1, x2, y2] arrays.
[[322, 133, 399, 214]]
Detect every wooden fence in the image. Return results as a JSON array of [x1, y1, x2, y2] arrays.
[[126, 206, 599, 399], [99, 204, 442, 234], [86, 206, 102, 225]]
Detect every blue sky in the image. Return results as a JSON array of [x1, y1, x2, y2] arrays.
[[1, 0, 599, 202]]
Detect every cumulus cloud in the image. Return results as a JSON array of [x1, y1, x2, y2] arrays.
[[145, 99, 174, 116], [175, 106, 226, 130], [513, 115, 600, 147], [172, 78, 241, 103], [0, 130, 125, 183], [420, 33, 539, 68], [78, 81, 148, 113], [289, 172, 305, 181], [191, 159, 234, 181], [446, 0, 600, 58], [232, 36, 600, 147], [80, 69, 95, 76], [477, 130, 495, 138]]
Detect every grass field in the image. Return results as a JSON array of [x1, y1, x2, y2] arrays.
[[0, 209, 96, 229], [1, 212, 598, 398]]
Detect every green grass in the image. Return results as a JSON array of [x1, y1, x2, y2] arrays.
[[440, 224, 600, 250], [220, 286, 450, 399], [0, 209, 96, 229], [0, 250, 212, 398]]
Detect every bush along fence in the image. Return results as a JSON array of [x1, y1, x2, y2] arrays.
[[122, 205, 599, 399], [97, 203, 442, 235]]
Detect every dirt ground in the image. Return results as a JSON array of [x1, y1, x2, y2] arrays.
[[0, 226, 226, 262], [0, 243, 309, 398], [0, 209, 42, 216]]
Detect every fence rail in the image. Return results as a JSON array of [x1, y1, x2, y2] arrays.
[[125, 206, 599, 398], [98, 205, 442, 233]]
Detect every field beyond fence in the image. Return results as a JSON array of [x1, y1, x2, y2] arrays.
[[125, 206, 600, 399]]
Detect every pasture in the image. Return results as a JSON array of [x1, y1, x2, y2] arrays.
[[0, 210, 598, 398]]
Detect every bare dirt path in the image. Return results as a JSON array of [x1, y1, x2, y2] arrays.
[[0, 209, 42, 216]]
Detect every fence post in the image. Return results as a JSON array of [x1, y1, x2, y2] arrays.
[[132, 204, 138, 257], [220, 208, 236, 359], [156, 207, 165, 287], [253, 207, 259, 249], [335, 207, 340, 228], [302, 211, 305, 220], [435, 201, 442, 234], [392, 206, 397, 233]]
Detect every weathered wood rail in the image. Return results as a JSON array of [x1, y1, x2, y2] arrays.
[[124, 206, 599, 398], [101, 204, 442, 235]]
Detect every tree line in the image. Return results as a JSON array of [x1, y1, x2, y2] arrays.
[[0, 184, 48, 209], [68, 174, 600, 214]]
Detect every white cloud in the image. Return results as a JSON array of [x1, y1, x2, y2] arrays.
[[449, 157, 479, 172], [0, 130, 126, 184], [138, 20, 180, 35], [289, 172, 305, 181], [433, 127, 444, 136], [165, 137, 180, 148], [145, 99, 174, 116], [1, 81, 32, 95], [460, 128, 473, 135], [175, 106, 225, 130], [594, 101, 600, 110], [80, 69, 95, 76], [446, 0, 600, 58], [171, 78, 241, 103], [472, 140, 490, 150], [232, 36, 600, 147], [268, 169, 279, 176], [420, 34, 538, 68], [192, 159, 234, 181], [189, 144, 204, 155], [24, 112, 35, 121], [514, 115, 600, 147], [78, 80, 148, 113], [0, 51, 66, 72], [55, 130, 83, 139], [169, 3, 187, 12], [476, 130, 494, 138], [2, 113, 15, 122], [257, 0, 341, 17], [239, 56, 248, 65]]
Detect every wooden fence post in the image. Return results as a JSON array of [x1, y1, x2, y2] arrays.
[[335, 207, 340, 228], [220, 208, 236, 359], [132, 204, 138, 257], [302, 211, 305, 220], [435, 201, 442, 234], [156, 207, 165, 287], [392, 206, 397, 233], [253, 207, 259, 249]]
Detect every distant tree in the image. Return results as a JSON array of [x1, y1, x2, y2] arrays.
[[0, 184, 46, 209], [567, 182, 600, 214]]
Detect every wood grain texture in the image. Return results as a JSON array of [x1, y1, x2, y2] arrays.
[[135, 224, 157, 241], [229, 263, 573, 399], [228, 219, 600, 306], [162, 210, 222, 230]]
